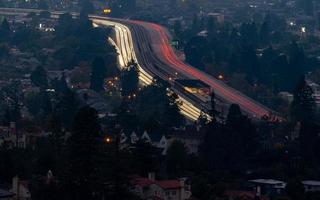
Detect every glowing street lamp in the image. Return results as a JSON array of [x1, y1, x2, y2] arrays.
[[104, 136, 112, 144]]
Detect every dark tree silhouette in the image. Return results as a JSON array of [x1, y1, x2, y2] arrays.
[[121, 61, 139, 97], [30, 66, 48, 88], [90, 57, 107, 92], [291, 76, 316, 122], [65, 106, 102, 199]]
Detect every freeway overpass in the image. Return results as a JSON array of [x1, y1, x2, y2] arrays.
[[0, 7, 281, 121]]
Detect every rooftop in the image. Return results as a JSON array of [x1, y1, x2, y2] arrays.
[[302, 180, 320, 186], [249, 179, 285, 186]]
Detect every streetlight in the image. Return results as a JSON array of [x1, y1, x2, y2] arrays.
[[104, 136, 112, 144]]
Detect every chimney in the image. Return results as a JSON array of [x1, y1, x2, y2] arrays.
[[148, 172, 155, 181]]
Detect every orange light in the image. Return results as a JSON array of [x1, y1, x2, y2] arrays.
[[218, 74, 224, 80], [104, 136, 112, 144]]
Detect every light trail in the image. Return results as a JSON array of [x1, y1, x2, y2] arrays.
[[130, 21, 276, 119]]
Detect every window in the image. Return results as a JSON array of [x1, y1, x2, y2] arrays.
[[165, 191, 170, 196], [171, 191, 176, 195]]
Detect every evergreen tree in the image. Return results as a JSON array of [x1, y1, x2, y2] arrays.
[[166, 141, 188, 177], [286, 179, 305, 200], [209, 91, 217, 122], [64, 106, 102, 199], [1, 18, 9, 30], [226, 104, 243, 126], [30, 66, 48, 88], [291, 76, 316, 122], [90, 57, 107, 92], [120, 61, 139, 97], [54, 89, 80, 130], [259, 21, 270, 45]]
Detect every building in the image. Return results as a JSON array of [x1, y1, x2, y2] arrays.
[[249, 179, 286, 198], [207, 12, 225, 24], [131, 173, 191, 200], [302, 180, 320, 192], [119, 130, 168, 155]]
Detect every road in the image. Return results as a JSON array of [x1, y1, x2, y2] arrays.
[[101, 18, 277, 120], [0, 8, 280, 121]]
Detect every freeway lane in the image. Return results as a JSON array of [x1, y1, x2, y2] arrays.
[[92, 18, 203, 120], [0, 7, 279, 120], [128, 20, 276, 119]]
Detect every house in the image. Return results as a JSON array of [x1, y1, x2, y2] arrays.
[[0, 123, 50, 149], [11, 176, 31, 200], [120, 130, 168, 155], [0, 123, 26, 149], [249, 179, 286, 198], [302, 180, 320, 192], [224, 190, 269, 200], [0, 189, 15, 200], [131, 173, 191, 200]]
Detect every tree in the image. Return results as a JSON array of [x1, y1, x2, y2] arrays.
[[30, 66, 48, 88], [259, 21, 270, 45], [121, 61, 139, 97], [173, 20, 182, 37], [90, 57, 107, 92], [166, 141, 188, 177], [209, 91, 217, 122], [135, 81, 183, 131], [0, 43, 9, 58], [54, 89, 80, 130], [291, 76, 316, 122], [38, 0, 49, 9], [286, 179, 305, 200], [0, 18, 11, 41], [1, 18, 10, 32], [64, 106, 102, 199], [226, 104, 243, 126], [299, 121, 320, 165], [299, 0, 314, 16]]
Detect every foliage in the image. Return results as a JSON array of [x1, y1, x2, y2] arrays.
[[291, 76, 316, 122], [121, 61, 139, 97], [90, 57, 107, 92], [30, 66, 48, 88]]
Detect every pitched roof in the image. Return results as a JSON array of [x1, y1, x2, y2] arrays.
[[131, 177, 181, 189], [132, 177, 155, 187], [156, 180, 181, 189]]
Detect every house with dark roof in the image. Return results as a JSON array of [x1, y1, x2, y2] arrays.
[[119, 130, 168, 155], [131, 173, 191, 200]]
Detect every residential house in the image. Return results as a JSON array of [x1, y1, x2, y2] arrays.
[[302, 180, 320, 192], [131, 173, 191, 200], [120, 130, 168, 155], [249, 179, 286, 198]]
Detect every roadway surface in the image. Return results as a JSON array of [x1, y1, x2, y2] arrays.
[[104, 18, 277, 120], [0, 7, 280, 121]]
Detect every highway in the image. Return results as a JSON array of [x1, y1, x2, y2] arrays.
[[0, 7, 280, 121]]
